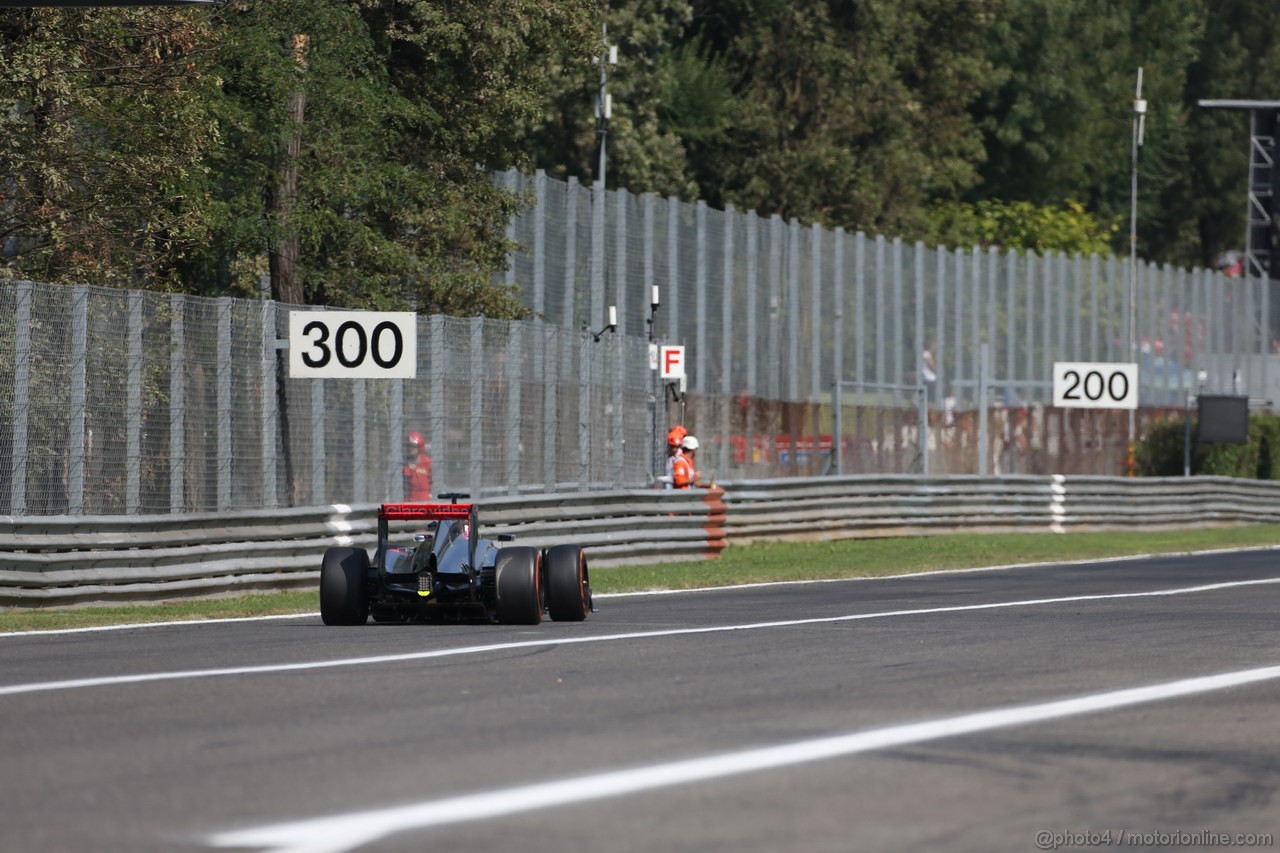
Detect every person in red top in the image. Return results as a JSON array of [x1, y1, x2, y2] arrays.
[[403, 431, 432, 501]]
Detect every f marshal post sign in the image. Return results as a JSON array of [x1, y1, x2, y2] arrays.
[[659, 345, 686, 380], [289, 311, 417, 379]]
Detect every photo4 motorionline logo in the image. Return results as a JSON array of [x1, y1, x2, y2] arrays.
[[1036, 829, 1274, 850]]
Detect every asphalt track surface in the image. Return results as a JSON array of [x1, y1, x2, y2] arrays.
[[1, 550, 1278, 853]]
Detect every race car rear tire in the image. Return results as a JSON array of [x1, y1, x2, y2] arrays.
[[494, 546, 542, 625], [545, 544, 590, 622], [320, 547, 369, 626]]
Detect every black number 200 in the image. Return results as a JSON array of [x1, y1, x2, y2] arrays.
[[300, 320, 404, 370], [1062, 369, 1129, 402]]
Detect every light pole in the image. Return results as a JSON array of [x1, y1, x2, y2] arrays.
[[1128, 67, 1146, 475], [594, 24, 617, 190]]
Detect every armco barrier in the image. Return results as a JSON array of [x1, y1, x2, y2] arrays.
[[0, 489, 719, 607], [2, 476, 1279, 607], [720, 475, 1280, 542]]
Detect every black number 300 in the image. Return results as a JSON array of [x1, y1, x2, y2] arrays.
[[300, 320, 404, 370]]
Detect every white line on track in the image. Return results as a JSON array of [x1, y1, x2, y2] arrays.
[[4, 543, 1278, 639], [206, 662, 1280, 853], [2, 576, 1278, 698]]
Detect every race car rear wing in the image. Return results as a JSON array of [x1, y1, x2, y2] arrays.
[[376, 499, 479, 573], [380, 503, 472, 521]]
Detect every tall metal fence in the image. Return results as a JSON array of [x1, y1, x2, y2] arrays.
[[502, 169, 1274, 409], [2, 170, 1276, 515]]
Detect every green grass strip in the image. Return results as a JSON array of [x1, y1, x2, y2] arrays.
[[4, 525, 1280, 634]]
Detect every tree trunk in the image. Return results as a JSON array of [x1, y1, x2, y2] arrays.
[[270, 34, 308, 305]]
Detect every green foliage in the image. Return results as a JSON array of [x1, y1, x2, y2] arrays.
[[969, 0, 1204, 263], [921, 198, 1119, 255], [691, 0, 999, 230], [5, 0, 1280, 301], [1136, 413, 1280, 479], [0, 8, 219, 289], [183, 0, 597, 315], [1, 1, 596, 317]]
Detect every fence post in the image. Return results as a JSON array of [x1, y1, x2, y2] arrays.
[[387, 374, 404, 501], [988, 245, 999, 370], [353, 379, 367, 501], [591, 178, 605, 341], [126, 290, 143, 513], [534, 170, 547, 319], [10, 282, 31, 516], [835, 230, 847, 474], [856, 232, 867, 405], [768, 214, 783, 401], [644, 191, 658, 479], [427, 315, 443, 497], [935, 246, 947, 407], [1006, 251, 1017, 390], [721, 205, 736, 477], [668, 194, 681, 351], [1025, 252, 1037, 396], [914, 240, 925, 469], [746, 211, 759, 395], [1054, 252, 1066, 367], [469, 317, 484, 496], [69, 285, 88, 515], [952, 248, 965, 404], [978, 342, 990, 475], [507, 324, 523, 495], [578, 334, 591, 485], [543, 328, 558, 492], [811, 223, 823, 399], [611, 333, 624, 484], [875, 234, 886, 387], [563, 177, 579, 329], [892, 236, 904, 387], [216, 298, 233, 510], [260, 300, 278, 508], [696, 200, 708, 392], [170, 295, 186, 512], [308, 355, 324, 508], [788, 218, 801, 398], [614, 185, 627, 335], [613, 196, 627, 480]]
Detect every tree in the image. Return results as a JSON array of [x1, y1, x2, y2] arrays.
[[922, 198, 1119, 256], [969, 0, 1204, 264], [699, 0, 997, 233], [517, 0, 700, 200], [182, 0, 597, 315], [0, 7, 218, 289]]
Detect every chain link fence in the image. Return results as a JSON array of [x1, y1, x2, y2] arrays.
[[3, 170, 1276, 514]]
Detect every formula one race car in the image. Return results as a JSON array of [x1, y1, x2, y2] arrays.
[[319, 493, 592, 626]]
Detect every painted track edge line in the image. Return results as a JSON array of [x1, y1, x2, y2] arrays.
[[3, 542, 1279, 638], [3, 576, 1279, 698], [204, 662, 1280, 853]]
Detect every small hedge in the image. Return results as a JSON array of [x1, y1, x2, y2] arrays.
[[1136, 413, 1280, 479]]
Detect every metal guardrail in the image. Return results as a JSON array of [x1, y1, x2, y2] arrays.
[[0, 489, 724, 606], [2, 476, 1277, 607], [720, 475, 1280, 541]]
